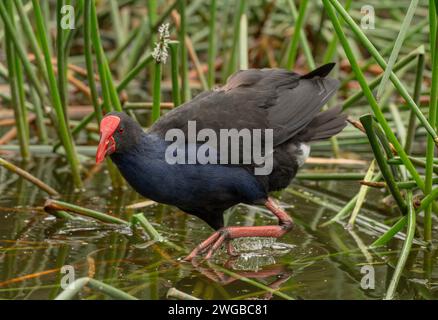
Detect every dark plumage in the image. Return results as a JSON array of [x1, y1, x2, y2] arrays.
[[96, 63, 347, 260]]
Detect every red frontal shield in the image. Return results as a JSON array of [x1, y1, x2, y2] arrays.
[[96, 115, 121, 163]]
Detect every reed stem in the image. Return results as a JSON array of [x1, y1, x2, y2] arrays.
[[239, 8, 248, 70], [167, 287, 200, 300], [329, 0, 438, 146], [361, 115, 407, 213], [225, 0, 246, 78], [12, 0, 49, 86], [207, 0, 217, 88], [4, 1, 30, 161], [169, 42, 181, 107], [347, 160, 375, 228], [375, 0, 419, 101], [323, 0, 424, 194], [131, 213, 164, 242], [0, 1, 46, 103], [322, 173, 382, 226], [287, 0, 316, 69], [385, 191, 416, 300], [55, 277, 137, 300], [152, 62, 162, 122], [424, 0, 438, 242], [0, 157, 58, 196], [285, 0, 309, 69], [44, 199, 128, 225], [32, 0, 83, 188], [83, 0, 102, 121], [343, 46, 423, 110], [404, 51, 425, 153], [178, 0, 190, 103], [57, 0, 69, 118]]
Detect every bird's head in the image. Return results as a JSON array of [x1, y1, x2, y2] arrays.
[[96, 112, 143, 163]]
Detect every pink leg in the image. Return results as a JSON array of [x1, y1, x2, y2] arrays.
[[184, 198, 293, 261]]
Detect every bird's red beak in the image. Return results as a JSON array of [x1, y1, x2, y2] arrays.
[[96, 115, 121, 164]]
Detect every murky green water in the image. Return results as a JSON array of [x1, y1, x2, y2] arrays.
[[0, 156, 437, 300]]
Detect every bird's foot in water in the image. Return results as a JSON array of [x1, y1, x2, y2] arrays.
[[184, 198, 293, 261], [183, 228, 235, 261]]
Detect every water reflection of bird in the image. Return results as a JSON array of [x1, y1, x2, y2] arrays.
[[178, 261, 293, 300], [96, 63, 346, 260]]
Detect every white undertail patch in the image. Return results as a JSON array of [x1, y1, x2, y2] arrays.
[[297, 143, 310, 167]]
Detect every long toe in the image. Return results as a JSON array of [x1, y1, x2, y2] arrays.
[[204, 233, 227, 260], [184, 230, 222, 261]]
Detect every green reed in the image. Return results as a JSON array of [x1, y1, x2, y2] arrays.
[[152, 61, 162, 122], [424, 0, 438, 242], [3, 2, 30, 161], [169, 41, 181, 107], [32, 0, 83, 188], [322, 0, 438, 297], [178, 0, 190, 103], [285, 0, 309, 69], [225, 0, 247, 78], [207, 0, 218, 88]]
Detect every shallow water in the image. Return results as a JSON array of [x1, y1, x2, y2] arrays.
[[0, 156, 437, 300]]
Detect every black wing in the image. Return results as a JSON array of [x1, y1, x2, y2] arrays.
[[149, 63, 339, 147]]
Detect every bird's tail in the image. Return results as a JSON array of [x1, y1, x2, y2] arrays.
[[297, 106, 347, 142]]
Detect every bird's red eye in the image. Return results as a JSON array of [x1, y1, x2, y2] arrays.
[[118, 128, 124, 134]]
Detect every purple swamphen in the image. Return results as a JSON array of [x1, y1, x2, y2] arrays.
[[96, 63, 347, 260]]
